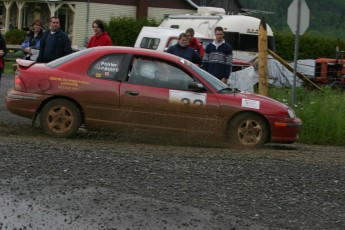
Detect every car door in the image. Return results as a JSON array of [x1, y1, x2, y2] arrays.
[[119, 57, 221, 135], [81, 53, 128, 129]]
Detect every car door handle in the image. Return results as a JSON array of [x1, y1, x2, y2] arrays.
[[125, 91, 139, 96]]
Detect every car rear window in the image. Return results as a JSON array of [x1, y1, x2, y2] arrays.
[[47, 49, 94, 68]]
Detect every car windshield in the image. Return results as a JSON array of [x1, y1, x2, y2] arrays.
[[47, 48, 94, 68], [185, 61, 229, 92]]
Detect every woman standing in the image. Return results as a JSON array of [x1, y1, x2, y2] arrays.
[[0, 30, 7, 84], [21, 19, 44, 61], [87, 19, 112, 48]]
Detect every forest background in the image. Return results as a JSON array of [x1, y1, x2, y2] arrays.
[[239, 0, 345, 60]]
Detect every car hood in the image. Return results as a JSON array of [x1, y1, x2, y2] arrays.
[[218, 90, 292, 117], [241, 91, 288, 107]]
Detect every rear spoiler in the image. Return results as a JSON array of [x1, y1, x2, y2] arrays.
[[13, 58, 36, 71], [16, 58, 36, 68]]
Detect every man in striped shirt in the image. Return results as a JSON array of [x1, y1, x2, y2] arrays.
[[202, 26, 233, 84]]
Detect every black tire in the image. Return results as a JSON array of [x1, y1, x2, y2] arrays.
[[39, 99, 81, 138], [330, 81, 344, 91], [228, 113, 268, 148]]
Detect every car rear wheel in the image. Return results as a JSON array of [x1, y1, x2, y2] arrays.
[[228, 113, 268, 148], [40, 99, 81, 138]]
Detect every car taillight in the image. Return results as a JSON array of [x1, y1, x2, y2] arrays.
[[14, 75, 26, 92]]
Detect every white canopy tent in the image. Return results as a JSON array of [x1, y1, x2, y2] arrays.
[[228, 59, 316, 92]]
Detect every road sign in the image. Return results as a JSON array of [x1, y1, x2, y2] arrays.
[[287, 0, 310, 35], [287, 0, 310, 107]]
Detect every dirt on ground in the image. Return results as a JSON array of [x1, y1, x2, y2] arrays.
[[1, 74, 344, 230]]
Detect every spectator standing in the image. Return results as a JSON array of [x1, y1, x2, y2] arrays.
[[36, 17, 72, 63], [21, 19, 44, 60], [87, 19, 112, 48], [0, 30, 6, 85], [166, 33, 201, 65], [185, 28, 204, 59], [203, 26, 233, 84]]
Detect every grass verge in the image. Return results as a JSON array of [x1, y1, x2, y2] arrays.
[[268, 86, 345, 145]]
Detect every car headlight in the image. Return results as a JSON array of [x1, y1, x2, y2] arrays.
[[287, 108, 296, 119]]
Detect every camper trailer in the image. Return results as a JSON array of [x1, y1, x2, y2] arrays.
[[159, 7, 275, 62]]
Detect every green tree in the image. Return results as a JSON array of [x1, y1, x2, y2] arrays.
[[239, 0, 345, 40], [274, 31, 345, 60]]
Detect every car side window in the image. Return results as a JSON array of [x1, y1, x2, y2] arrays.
[[89, 54, 124, 80], [128, 58, 195, 90]]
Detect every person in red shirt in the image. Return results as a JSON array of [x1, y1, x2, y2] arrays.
[[87, 19, 112, 48], [185, 28, 204, 59], [0, 30, 6, 84]]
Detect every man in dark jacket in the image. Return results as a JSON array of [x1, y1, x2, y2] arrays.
[[166, 33, 202, 66], [37, 16, 72, 63]]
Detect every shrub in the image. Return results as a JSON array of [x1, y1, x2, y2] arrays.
[[4, 29, 27, 45], [4, 49, 24, 62], [105, 17, 159, 47]]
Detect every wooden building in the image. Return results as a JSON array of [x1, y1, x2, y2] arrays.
[[0, 0, 242, 48]]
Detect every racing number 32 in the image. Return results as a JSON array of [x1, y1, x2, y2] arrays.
[[169, 90, 207, 107], [180, 98, 204, 106]]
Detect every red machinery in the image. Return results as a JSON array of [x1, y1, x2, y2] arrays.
[[312, 46, 345, 90]]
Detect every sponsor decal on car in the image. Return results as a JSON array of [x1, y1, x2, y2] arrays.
[[49, 76, 90, 90], [96, 61, 119, 73], [242, 98, 260, 109]]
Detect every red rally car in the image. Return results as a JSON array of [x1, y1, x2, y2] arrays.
[[6, 46, 302, 148]]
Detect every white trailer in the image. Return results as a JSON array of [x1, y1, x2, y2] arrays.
[[159, 7, 275, 62]]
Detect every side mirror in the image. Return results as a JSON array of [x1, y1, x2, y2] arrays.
[[188, 82, 206, 92]]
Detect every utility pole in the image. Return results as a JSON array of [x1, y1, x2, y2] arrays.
[[258, 18, 268, 96]]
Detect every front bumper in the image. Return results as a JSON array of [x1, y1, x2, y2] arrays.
[[267, 116, 302, 143]]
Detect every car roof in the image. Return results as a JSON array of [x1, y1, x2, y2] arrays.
[[91, 46, 183, 61]]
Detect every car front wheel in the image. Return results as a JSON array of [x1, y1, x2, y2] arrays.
[[228, 113, 268, 148], [39, 99, 81, 138]]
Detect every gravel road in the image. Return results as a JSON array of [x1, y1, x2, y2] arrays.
[[0, 74, 345, 230]]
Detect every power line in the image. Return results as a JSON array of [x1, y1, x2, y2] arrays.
[[241, 8, 275, 15]]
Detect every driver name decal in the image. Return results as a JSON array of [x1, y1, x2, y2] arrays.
[[242, 98, 260, 109], [97, 61, 119, 73], [169, 90, 206, 106]]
